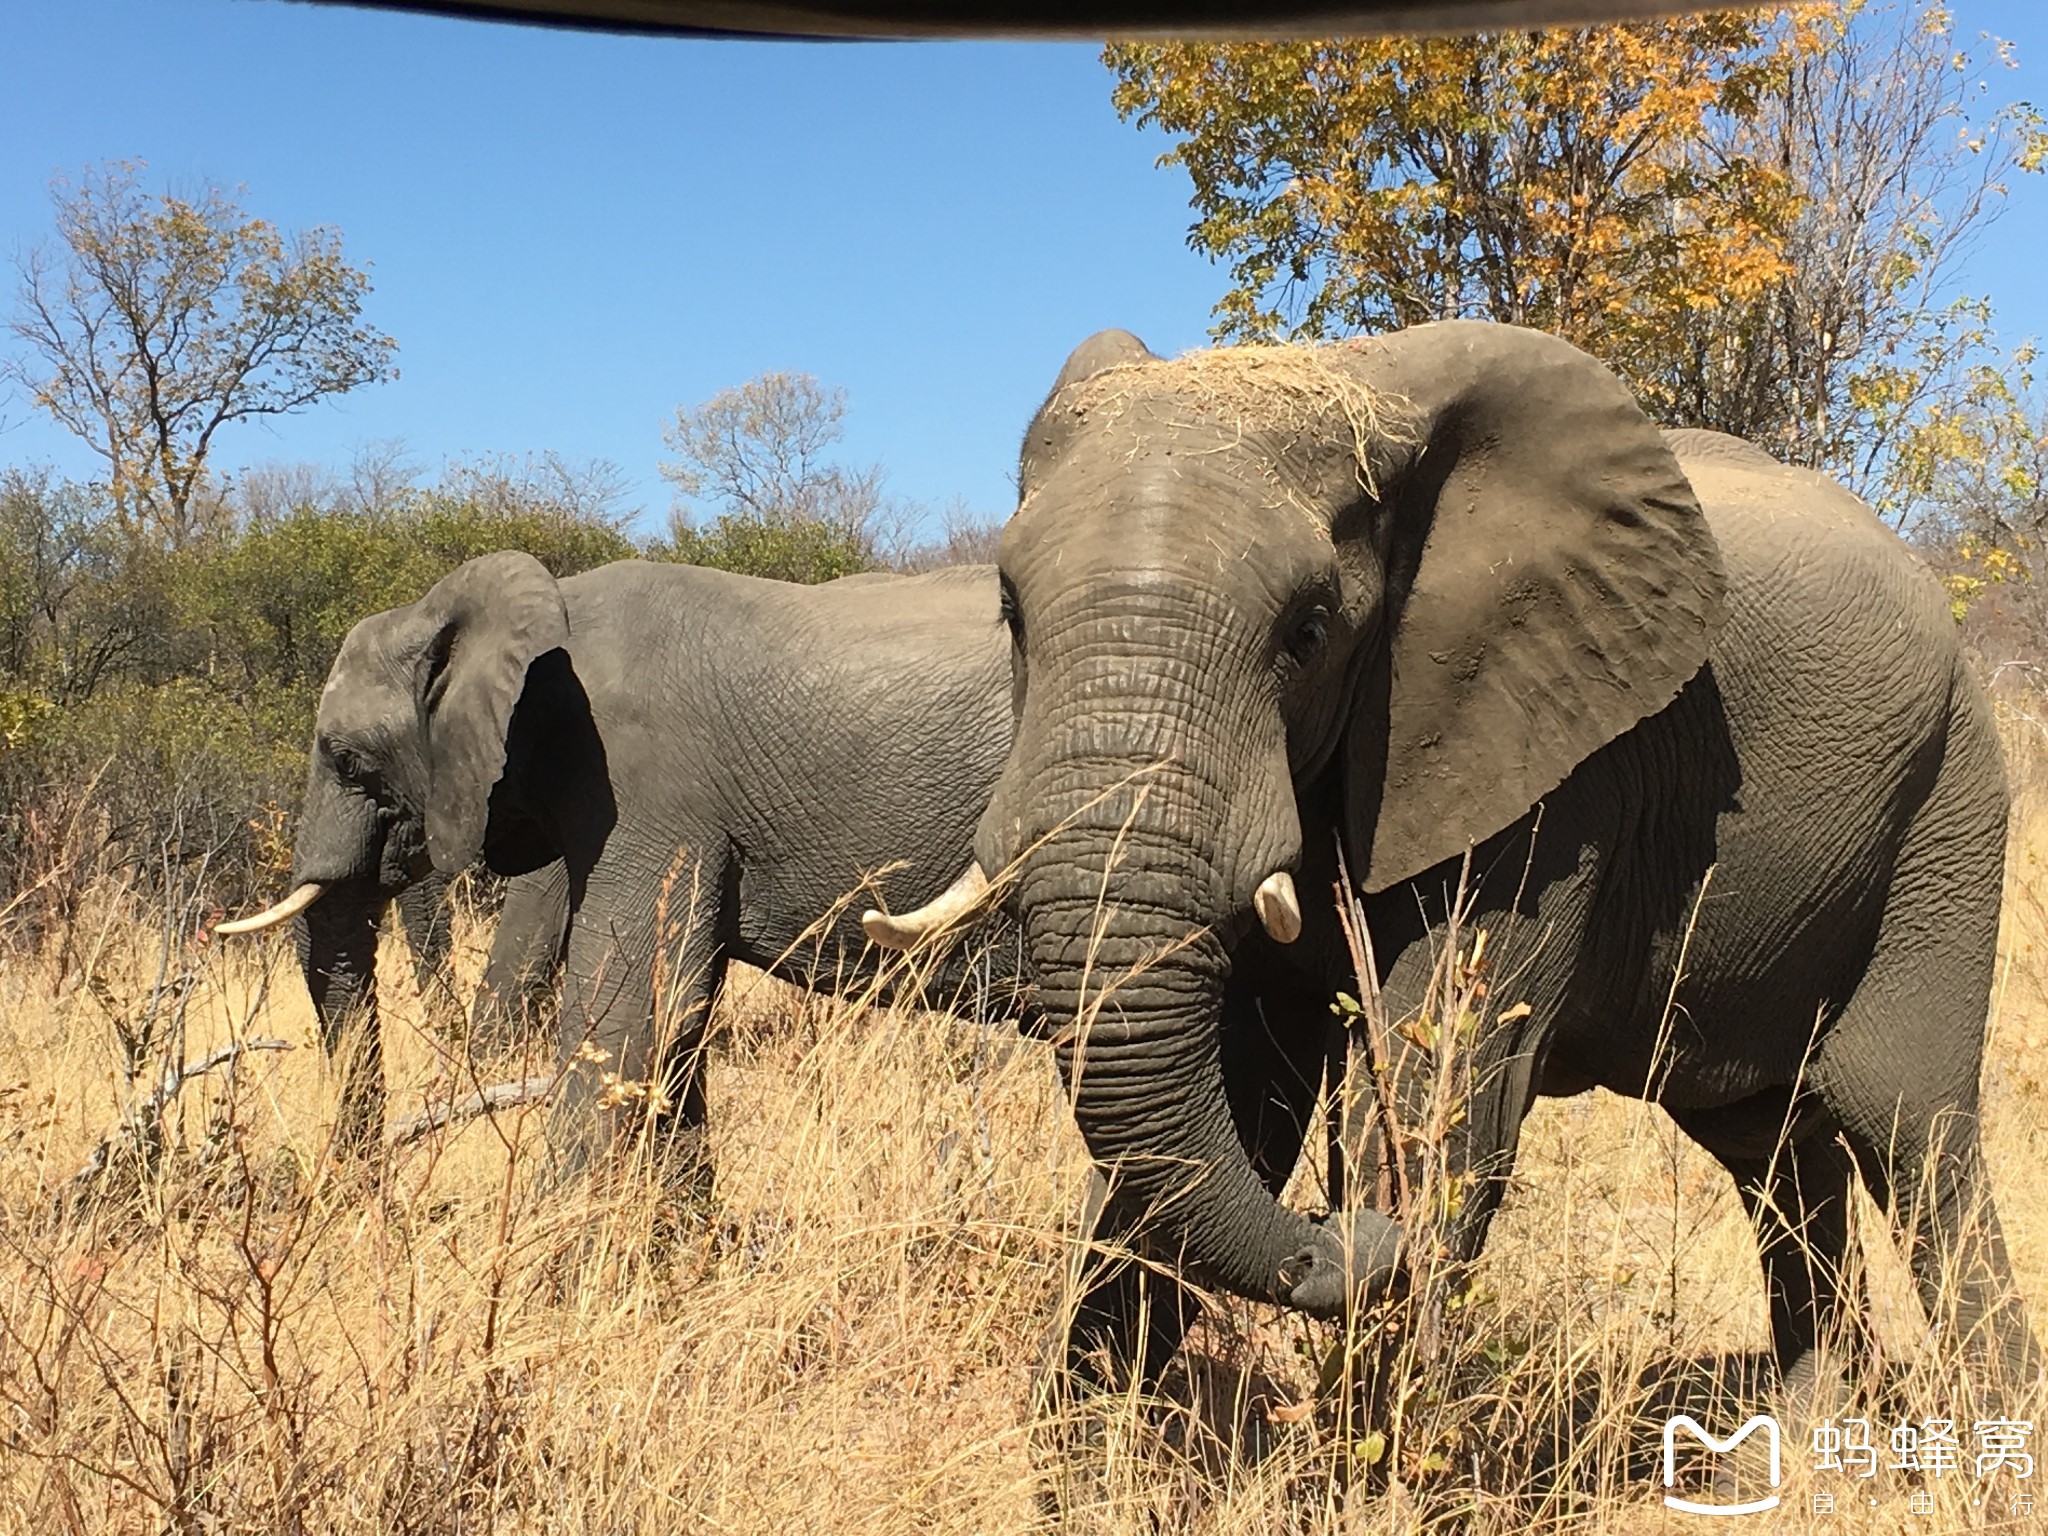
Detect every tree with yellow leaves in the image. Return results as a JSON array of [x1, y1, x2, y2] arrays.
[[1109, 2, 2043, 521]]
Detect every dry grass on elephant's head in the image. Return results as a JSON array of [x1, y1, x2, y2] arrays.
[[1049, 342, 1418, 498]]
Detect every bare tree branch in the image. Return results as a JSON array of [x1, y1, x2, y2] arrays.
[[58, 1037, 294, 1222], [385, 1075, 558, 1149], [4, 162, 398, 544]]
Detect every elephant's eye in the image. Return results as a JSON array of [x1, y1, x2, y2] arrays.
[[998, 579, 1024, 650], [328, 744, 370, 786], [1284, 606, 1331, 665]]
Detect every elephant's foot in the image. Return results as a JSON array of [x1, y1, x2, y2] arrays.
[[332, 1077, 387, 1166]]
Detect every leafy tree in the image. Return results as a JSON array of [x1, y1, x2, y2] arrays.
[[1109, 15, 1815, 344], [5, 161, 398, 544], [0, 469, 172, 704], [1107, 2, 2044, 520], [1647, 3, 2044, 515], [654, 371, 882, 583]]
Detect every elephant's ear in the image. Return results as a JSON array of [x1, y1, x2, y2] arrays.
[[1339, 321, 1727, 893], [411, 551, 570, 873]]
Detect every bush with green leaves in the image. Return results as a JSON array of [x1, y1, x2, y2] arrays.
[[0, 469, 642, 927]]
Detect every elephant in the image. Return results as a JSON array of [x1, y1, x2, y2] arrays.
[[388, 864, 458, 1000], [379, 857, 573, 1051], [865, 319, 2040, 1410], [222, 553, 1018, 1173]]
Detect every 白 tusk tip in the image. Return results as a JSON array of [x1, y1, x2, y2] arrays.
[[216, 881, 326, 935], [862, 863, 990, 952], [1254, 870, 1302, 945]]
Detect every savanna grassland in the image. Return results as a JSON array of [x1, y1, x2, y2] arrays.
[[3, 713, 2047, 1535]]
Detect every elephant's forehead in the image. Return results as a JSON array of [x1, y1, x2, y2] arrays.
[[1009, 477, 1334, 612], [1017, 430, 1342, 574], [316, 629, 413, 729]]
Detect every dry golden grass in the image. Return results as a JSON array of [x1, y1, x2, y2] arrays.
[[4, 715, 2048, 1533]]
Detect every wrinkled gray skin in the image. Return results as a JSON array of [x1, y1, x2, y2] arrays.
[[323, 859, 570, 1061], [282, 556, 1015, 1165], [388, 860, 572, 1050], [391, 866, 459, 999], [467, 861, 573, 1048], [959, 319, 2038, 1402]]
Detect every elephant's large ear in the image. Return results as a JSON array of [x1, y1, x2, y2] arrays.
[[411, 551, 570, 873], [1340, 322, 1726, 892]]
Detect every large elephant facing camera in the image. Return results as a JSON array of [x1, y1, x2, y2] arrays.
[[226, 554, 1017, 1169], [868, 320, 2039, 1402]]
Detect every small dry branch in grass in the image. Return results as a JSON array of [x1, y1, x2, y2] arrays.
[[1319, 840, 1509, 1484], [385, 1075, 557, 1148], [58, 1036, 294, 1222]]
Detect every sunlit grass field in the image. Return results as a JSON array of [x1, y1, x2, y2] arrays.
[[4, 711, 2047, 1533]]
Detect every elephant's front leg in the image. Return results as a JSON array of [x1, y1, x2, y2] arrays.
[[393, 867, 458, 1006], [471, 860, 570, 1055], [549, 852, 727, 1196]]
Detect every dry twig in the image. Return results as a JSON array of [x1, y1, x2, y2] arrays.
[[60, 1037, 293, 1220], [385, 1076, 557, 1149]]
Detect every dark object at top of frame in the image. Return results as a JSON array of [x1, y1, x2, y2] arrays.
[[287, 0, 1729, 41]]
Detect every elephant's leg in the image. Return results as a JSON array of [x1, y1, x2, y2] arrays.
[[1049, 1170, 1207, 1408], [1839, 1104, 2036, 1391], [550, 868, 658, 1182], [471, 861, 570, 1055], [1813, 710, 2041, 1394], [394, 867, 457, 1001], [1712, 1133, 1870, 1408], [550, 848, 729, 1191], [1049, 965, 1330, 1403], [648, 904, 729, 1205]]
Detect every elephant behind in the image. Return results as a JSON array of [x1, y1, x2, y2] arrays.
[[872, 320, 2039, 1409], [227, 555, 1019, 1175]]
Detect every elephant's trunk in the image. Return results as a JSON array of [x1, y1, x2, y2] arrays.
[[280, 767, 409, 1152], [295, 882, 387, 1151], [1023, 844, 1323, 1303], [990, 595, 1400, 1311]]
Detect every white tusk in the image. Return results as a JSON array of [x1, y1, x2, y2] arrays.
[[862, 863, 990, 951], [1254, 871, 1302, 945], [216, 882, 326, 935]]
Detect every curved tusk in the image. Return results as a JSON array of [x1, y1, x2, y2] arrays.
[[1254, 871, 1302, 945], [862, 863, 990, 951], [216, 882, 326, 936]]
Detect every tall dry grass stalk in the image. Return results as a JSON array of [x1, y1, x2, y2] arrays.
[[1, 719, 2045, 1532]]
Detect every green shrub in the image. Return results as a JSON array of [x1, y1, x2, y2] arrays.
[[0, 472, 643, 923], [652, 512, 875, 585]]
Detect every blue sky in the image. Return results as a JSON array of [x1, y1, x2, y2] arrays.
[[4, 1, 2047, 536]]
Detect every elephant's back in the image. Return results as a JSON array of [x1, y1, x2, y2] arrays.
[[1670, 437, 1959, 672], [1673, 433, 1969, 831], [552, 558, 1012, 968]]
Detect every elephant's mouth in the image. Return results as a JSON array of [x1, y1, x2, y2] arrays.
[[866, 860, 1305, 952]]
